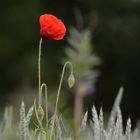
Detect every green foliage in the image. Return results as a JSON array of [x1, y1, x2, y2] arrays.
[[64, 28, 101, 98], [65, 28, 100, 78]]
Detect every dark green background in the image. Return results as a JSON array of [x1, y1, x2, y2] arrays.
[[0, 0, 140, 127]]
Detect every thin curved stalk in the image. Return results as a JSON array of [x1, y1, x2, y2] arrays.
[[50, 61, 73, 139], [38, 38, 43, 107]]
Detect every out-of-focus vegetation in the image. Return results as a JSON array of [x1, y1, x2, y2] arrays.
[[64, 28, 100, 126], [0, 0, 140, 126]]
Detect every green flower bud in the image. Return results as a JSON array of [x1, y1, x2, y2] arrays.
[[37, 106, 44, 121], [68, 73, 75, 88]]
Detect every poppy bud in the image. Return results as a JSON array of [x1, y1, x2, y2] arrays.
[[37, 106, 44, 121], [39, 14, 66, 40], [68, 73, 75, 88]]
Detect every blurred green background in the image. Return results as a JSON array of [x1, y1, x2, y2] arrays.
[[0, 0, 140, 127]]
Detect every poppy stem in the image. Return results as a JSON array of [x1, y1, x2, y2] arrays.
[[50, 61, 73, 139], [38, 38, 43, 107], [55, 61, 73, 115]]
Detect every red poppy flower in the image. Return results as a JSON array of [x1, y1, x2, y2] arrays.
[[39, 14, 66, 40]]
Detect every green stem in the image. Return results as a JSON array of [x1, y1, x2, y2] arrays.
[[40, 83, 49, 140], [50, 61, 73, 139], [54, 61, 73, 116], [38, 38, 43, 107]]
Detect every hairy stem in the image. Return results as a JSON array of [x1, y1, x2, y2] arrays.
[[38, 38, 43, 107], [40, 83, 49, 140], [50, 61, 73, 139]]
